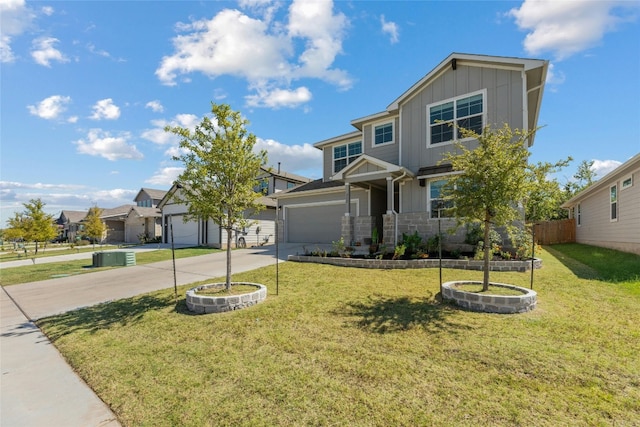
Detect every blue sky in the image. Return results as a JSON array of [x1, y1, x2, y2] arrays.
[[1, 0, 639, 224]]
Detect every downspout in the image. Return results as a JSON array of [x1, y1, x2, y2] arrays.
[[391, 171, 407, 248]]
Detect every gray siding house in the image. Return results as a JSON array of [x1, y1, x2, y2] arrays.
[[562, 153, 640, 255], [275, 53, 549, 246]]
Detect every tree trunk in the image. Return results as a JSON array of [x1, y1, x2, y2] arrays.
[[225, 225, 232, 291], [483, 217, 491, 291]]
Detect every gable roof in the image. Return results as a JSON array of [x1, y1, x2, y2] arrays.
[[259, 167, 312, 184], [100, 205, 135, 219], [58, 210, 87, 224], [562, 153, 640, 208], [128, 206, 161, 218], [134, 187, 168, 202], [331, 154, 415, 182]]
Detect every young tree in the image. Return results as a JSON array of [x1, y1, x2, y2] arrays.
[[83, 206, 105, 248], [525, 158, 573, 221], [4, 199, 58, 254], [165, 103, 267, 291], [564, 159, 597, 197], [441, 124, 535, 291]]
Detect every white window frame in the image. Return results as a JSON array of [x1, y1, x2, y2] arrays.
[[622, 175, 633, 190], [333, 141, 362, 173], [427, 178, 454, 218], [427, 89, 486, 147], [372, 120, 394, 147], [610, 184, 618, 222]]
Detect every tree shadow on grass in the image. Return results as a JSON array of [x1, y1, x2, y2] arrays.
[[37, 293, 180, 342], [337, 292, 472, 334]]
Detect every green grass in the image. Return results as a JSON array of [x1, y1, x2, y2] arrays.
[[0, 247, 220, 286], [37, 245, 640, 426]]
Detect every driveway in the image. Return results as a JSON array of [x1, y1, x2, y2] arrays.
[[1, 243, 307, 427]]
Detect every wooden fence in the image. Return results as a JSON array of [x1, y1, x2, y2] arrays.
[[533, 219, 575, 245]]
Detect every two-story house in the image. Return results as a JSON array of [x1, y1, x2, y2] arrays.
[[275, 53, 549, 246], [123, 188, 167, 243], [159, 167, 311, 247]]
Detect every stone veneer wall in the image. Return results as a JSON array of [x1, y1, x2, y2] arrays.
[[186, 282, 267, 314], [341, 215, 354, 245], [288, 255, 542, 272], [382, 213, 466, 246]]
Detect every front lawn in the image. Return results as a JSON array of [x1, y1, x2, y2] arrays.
[[38, 245, 640, 426]]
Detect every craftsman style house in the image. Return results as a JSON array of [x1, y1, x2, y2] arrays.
[[275, 53, 549, 246], [562, 153, 640, 255]]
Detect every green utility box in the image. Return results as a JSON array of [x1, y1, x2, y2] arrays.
[[93, 251, 136, 267]]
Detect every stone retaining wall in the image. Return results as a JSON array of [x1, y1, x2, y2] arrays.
[[288, 255, 541, 272], [442, 281, 537, 314], [186, 282, 267, 314]]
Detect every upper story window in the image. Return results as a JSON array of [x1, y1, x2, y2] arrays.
[[334, 141, 362, 173], [622, 175, 633, 190], [428, 179, 454, 218], [257, 178, 269, 194], [287, 182, 296, 189], [610, 184, 618, 221], [428, 90, 485, 146], [373, 122, 394, 146], [137, 199, 152, 207]]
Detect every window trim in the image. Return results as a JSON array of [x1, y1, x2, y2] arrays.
[[610, 184, 618, 222], [427, 89, 487, 147], [427, 178, 454, 219], [622, 175, 633, 190], [371, 120, 395, 147], [576, 203, 581, 227], [332, 141, 362, 173]]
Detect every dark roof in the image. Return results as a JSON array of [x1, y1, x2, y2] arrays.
[[276, 179, 343, 195], [260, 167, 312, 184], [135, 187, 168, 202], [417, 164, 453, 177], [100, 205, 135, 219], [58, 210, 87, 224]]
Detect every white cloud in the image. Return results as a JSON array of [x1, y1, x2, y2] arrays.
[[31, 36, 68, 67], [591, 159, 622, 178], [246, 86, 312, 108], [141, 114, 200, 145], [255, 137, 322, 178], [156, 0, 350, 108], [27, 95, 71, 120], [545, 63, 565, 85], [0, 0, 35, 63], [90, 98, 121, 120], [145, 100, 164, 113], [380, 15, 399, 44], [0, 181, 85, 191], [509, 0, 639, 60], [145, 167, 184, 186], [41, 5, 54, 16], [74, 129, 143, 161]]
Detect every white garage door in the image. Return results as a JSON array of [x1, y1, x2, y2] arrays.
[[167, 215, 200, 246], [286, 203, 354, 243]]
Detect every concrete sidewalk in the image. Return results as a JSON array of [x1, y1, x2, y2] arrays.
[[1, 243, 307, 426]]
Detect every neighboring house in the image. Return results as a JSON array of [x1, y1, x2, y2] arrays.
[[124, 187, 167, 243], [56, 210, 87, 242], [100, 205, 135, 243], [134, 187, 167, 208], [124, 206, 162, 243], [255, 166, 312, 195], [275, 52, 548, 246], [562, 153, 640, 255], [159, 167, 308, 248]]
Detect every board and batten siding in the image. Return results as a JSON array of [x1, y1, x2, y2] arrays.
[[361, 117, 400, 165], [400, 65, 525, 172], [576, 170, 640, 254]]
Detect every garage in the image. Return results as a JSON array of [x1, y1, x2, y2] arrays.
[[165, 215, 200, 246], [286, 202, 354, 243]]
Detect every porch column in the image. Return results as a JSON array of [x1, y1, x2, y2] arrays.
[[386, 177, 394, 213], [345, 183, 351, 216]]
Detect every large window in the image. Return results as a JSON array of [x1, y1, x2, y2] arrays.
[[374, 122, 393, 146], [429, 91, 484, 145], [429, 179, 454, 218], [333, 141, 362, 173], [610, 184, 618, 221]]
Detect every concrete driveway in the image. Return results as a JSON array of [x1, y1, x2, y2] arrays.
[[1, 243, 307, 427]]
